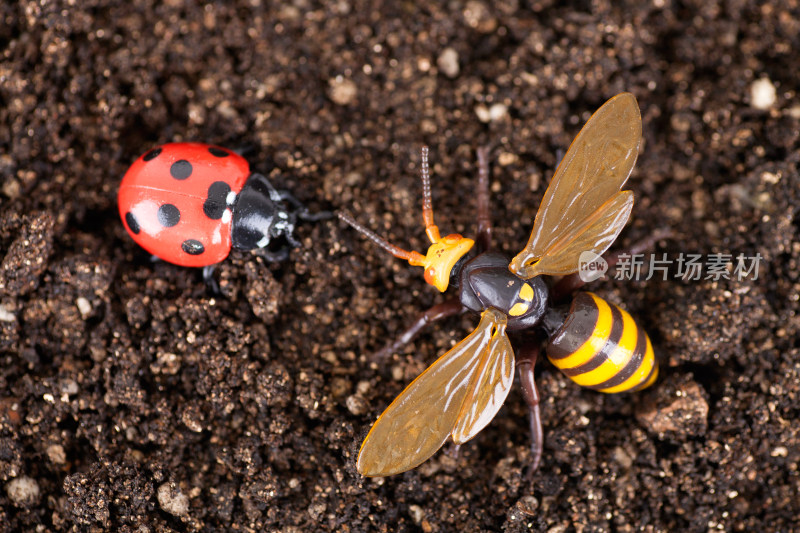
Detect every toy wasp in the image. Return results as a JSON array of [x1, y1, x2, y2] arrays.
[[339, 93, 659, 476]]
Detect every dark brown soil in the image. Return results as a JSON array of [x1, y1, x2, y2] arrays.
[[2, 1, 799, 531]]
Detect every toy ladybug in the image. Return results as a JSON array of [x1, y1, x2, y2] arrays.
[[118, 143, 327, 274]]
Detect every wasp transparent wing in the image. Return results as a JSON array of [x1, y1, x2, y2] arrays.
[[451, 321, 514, 444], [517, 191, 634, 277], [510, 93, 642, 279], [357, 309, 510, 477]]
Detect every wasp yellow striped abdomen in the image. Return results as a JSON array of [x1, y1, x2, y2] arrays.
[[546, 292, 658, 393]]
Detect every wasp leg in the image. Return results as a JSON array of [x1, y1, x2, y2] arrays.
[[551, 228, 673, 301], [446, 443, 462, 460], [516, 342, 543, 476], [476, 146, 492, 253], [372, 297, 466, 360], [554, 148, 566, 168]]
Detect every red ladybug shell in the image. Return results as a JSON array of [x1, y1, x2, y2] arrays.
[[118, 143, 250, 267]]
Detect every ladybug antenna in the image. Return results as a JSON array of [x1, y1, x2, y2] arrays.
[[337, 211, 425, 265]]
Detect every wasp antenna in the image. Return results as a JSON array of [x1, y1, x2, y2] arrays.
[[421, 147, 433, 225], [419, 146, 441, 243], [337, 211, 425, 265]]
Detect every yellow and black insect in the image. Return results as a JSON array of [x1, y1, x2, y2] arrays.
[[339, 93, 659, 477]]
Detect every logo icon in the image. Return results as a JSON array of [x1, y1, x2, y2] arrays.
[[578, 251, 608, 282]]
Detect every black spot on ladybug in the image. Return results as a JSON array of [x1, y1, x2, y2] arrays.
[[182, 239, 205, 255], [203, 181, 232, 220], [208, 147, 230, 158], [170, 160, 193, 180], [143, 147, 162, 161], [157, 204, 181, 227], [125, 212, 141, 234]]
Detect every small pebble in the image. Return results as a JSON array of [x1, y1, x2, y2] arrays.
[[2, 178, 20, 199], [151, 352, 181, 375], [307, 501, 327, 520], [75, 297, 92, 319], [475, 103, 508, 123], [0, 304, 15, 322], [345, 394, 367, 415], [613, 446, 634, 469], [181, 406, 204, 433], [6, 476, 40, 506], [328, 76, 357, 106], [356, 380, 371, 395], [636, 378, 709, 439], [391, 365, 404, 381], [771, 446, 788, 457], [437, 47, 460, 78], [60, 379, 79, 397], [488, 103, 508, 121], [516, 495, 539, 515], [408, 504, 424, 524], [157, 482, 189, 517], [497, 151, 519, 166], [750, 77, 776, 110], [463, 1, 497, 33], [46, 444, 67, 465]]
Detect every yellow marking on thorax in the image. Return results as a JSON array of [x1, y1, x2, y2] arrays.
[[508, 283, 534, 317], [519, 283, 533, 302], [508, 302, 528, 316]]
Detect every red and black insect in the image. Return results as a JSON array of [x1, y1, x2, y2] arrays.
[[340, 93, 662, 476], [119, 143, 325, 275]]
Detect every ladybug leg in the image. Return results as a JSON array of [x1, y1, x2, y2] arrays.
[[273, 188, 303, 208], [251, 172, 332, 222], [475, 146, 492, 254], [550, 228, 673, 301], [202, 264, 221, 294], [516, 340, 543, 476], [296, 209, 333, 222], [275, 213, 301, 248], [271, 185, 332, 222], [372, 297, 466, 361], [253, 174, 308, 213], [284, 231, 301, 248], [255, 246, 291, 263], [245, 173, 289, 205]]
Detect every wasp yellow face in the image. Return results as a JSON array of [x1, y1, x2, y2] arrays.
[[415, 234, 474, 292]]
